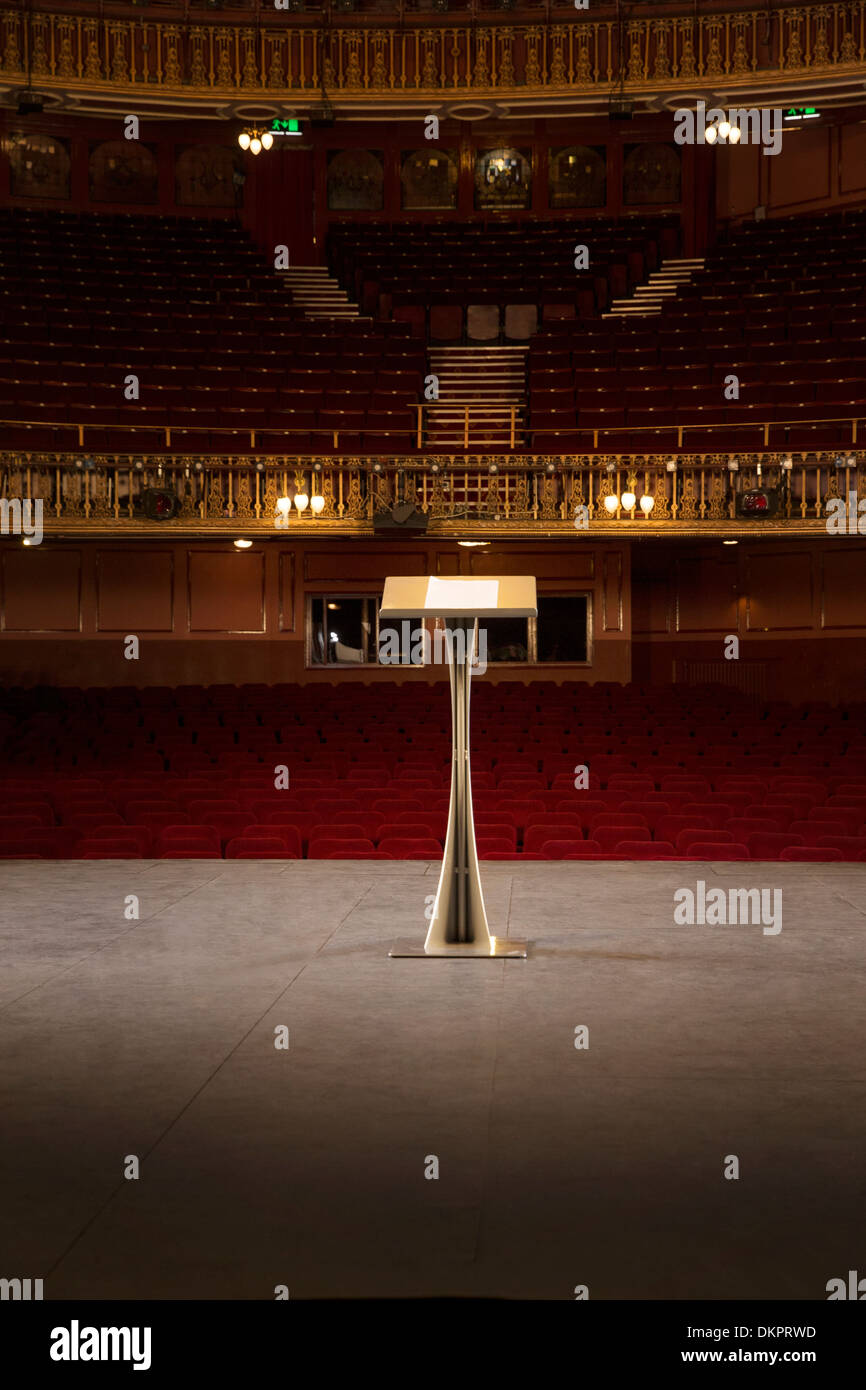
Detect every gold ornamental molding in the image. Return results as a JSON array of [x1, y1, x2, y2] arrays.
[[1, 4, 865, 119], [2, 450, 862, 540]]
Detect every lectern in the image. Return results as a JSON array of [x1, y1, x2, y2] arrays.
[[381, 575, 537, 959]]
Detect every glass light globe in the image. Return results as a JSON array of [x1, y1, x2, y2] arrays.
[[620, 490, 636, 511], [718, 120, 731, 139], [261, 131, 274, 151], [294, 492, 309, 512], [276, 496, 292, 516], [729, 127, 742, 144], [604, 494, 619, 513], [250, 137, 262, 156], [640, 495, 655, 514], [310, 494, 325, 514], [705, 125, 718, 144], [238, 132, 251, 150], [233, 538, 252, 549]]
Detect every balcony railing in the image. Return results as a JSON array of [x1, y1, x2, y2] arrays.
[[1, 449, 862, 535], [1, 406, 861, 456], [0, 2, 860, 97]]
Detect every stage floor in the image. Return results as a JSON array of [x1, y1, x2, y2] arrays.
[[1, 858, 864, 1301]]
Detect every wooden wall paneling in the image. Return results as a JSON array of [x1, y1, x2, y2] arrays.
[[820, 546, 866, 629], [674, 553, 738, 634], [96, 549, 174, 632], [278, 550, 296, 633], [744, 549, 814, 632], [601, 550, 623, 632], [1, 546, 82, 633], [187, 548, 266, 634]]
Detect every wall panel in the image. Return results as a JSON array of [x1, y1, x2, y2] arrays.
[[1, 548, 81, 633], [745, 551, 814, 632], [187, 550, 266, 633], [96, 549, 173, 632]]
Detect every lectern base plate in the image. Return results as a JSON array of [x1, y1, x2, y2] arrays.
[[389, 937, 529, 959]]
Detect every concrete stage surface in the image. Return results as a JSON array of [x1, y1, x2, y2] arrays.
[[1, 859, 864, 1301]]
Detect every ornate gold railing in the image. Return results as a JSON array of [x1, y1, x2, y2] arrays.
[[2, 450, 862, 536], [1, 3, 862, 95]]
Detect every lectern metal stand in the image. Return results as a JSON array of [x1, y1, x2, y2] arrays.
[[380, 576, 537, 960]]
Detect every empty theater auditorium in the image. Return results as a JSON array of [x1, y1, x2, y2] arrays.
[[1, 0, 865, 1339]]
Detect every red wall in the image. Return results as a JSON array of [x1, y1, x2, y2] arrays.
[[0, 536, 631, 689], [715, 108, 866, 226], [3, 536, 865, 704], [631, 538, 866, 704]]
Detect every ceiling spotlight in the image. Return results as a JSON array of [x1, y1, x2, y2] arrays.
[[233, 539, 252, 549], [457, 540, 490, 547], [723, 539, 739, 546]]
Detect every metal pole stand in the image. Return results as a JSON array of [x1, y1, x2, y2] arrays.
[[390, 618, 528, 959]]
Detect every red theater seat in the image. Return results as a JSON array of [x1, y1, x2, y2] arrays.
[[377, 837, 443, 859], [225, 836, 291, 859], [593, 825, 652, 853], [308, 838, 376, 858], [685, 842, 749, 860], [780, 846, 844, 861]]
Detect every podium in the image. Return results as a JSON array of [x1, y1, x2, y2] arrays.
[[381, 575, 537, 959]]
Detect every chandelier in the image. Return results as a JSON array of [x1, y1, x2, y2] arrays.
[[237, 127, 274, 156]]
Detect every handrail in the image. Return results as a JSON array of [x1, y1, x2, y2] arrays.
[[1, 409, 863, 453]]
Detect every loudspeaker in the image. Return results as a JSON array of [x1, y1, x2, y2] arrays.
[[373, 504, 429, 533]]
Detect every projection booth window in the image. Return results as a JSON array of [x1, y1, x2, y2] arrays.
[[308, 595, 378, 667]]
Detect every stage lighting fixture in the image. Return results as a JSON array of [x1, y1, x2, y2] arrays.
[[141, 487, 180, 521], [609, 95, 633, 121], [17, 91, 44, 116]]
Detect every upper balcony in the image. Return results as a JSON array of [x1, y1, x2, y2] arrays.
[[1, 1, 864, 120]]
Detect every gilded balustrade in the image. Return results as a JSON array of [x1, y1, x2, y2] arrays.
[[0, 4, 862, 95], [1, 451, 862, 537]]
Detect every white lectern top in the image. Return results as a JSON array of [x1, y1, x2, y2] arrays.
[[380, 575, 537, 619]]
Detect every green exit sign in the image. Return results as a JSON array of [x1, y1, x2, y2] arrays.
[[784, 107, 820, 120], [270, 118, 302, 135]]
